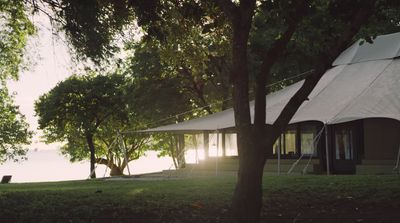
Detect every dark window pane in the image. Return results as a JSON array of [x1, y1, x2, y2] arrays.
[[335, 129, 353, 160], [301, 125, 318, 155]]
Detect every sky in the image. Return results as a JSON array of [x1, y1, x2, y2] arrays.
[[7, 11, 73, 150], [1, 11, 174, 183]]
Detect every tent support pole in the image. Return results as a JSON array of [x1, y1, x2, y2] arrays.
[[120, 132, 131, 176], [394, 144, 400, 174], [221, 131, 226, 157], [221, 130, 226, 157], [216, 130, 219, 176], [277, 139, 281, 176], [324, 124, 330, 176]]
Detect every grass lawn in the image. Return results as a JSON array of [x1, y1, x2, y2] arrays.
[[0, 175, 399, 223]]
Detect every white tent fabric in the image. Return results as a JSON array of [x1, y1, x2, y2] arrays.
[[144, 108, 236, 132], [333, 32, 400, 66], [331, 59, 400, 123], [291, 60, 392, 124], [141, 32, 400, 132]]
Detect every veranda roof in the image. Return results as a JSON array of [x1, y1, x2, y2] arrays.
[[141, 32, 400, 133]]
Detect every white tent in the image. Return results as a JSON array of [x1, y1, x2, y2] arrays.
[[142, 32, 400, 133]]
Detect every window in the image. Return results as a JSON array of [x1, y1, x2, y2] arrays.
[[300, 125, 318, 155], [184, 134, 205, 163], [225, 133, 238, 156], [285, 129, 297, 155], [335, 129, 354, 160], [208, 133, 223, 157], [273, 122, 321, 157], [273, 128, 298, 156]]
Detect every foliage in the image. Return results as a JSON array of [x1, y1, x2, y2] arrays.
[[94, 119, 152, 176], [152, 133, 186, 169], [124, 40, 192, 124], [46, 0, 233, 114], [42, 0, 163, 63], [147, 2, 233, 112], [0, 87, 32, 163], [124, 38, 234, 167], [35, 73, 129, 141], [37, 0, 400, 221], [41, 0, 400, 102], [44, 0, 400, 109], [0, 0, 35, 81], [249, 0, 400, 92], [35, 73, 135, 176], [120, 14, 233, 163], [1, 175, 400, 222], [123, 42, 193, 167], [0, 0, 34, 163]]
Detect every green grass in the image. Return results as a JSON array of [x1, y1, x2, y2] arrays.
[[1, 175, 400, 223]]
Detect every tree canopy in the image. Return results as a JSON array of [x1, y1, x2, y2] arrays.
[[0, 0, 35, 163], [35, 0, 400, 222], [0, 0, 35, 81], [0, 87, 32, 163], [35, 73, 132, 178]]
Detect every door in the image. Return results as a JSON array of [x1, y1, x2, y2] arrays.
[[332, 122, 361, 174]]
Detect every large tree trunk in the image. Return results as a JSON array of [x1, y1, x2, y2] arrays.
[[231, 130, 267, 223], [86, 133, 96, 179], [96, 158, 125, 176], [216, 1, 376, 222], [230, 3, 307, 220], [227, 1, 258, 222], [110, 166, 124, 176]]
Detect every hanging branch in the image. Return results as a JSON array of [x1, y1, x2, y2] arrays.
[[269, 0, 379, 146]]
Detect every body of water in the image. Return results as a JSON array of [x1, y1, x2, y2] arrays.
[[0, 149, 174, 183]]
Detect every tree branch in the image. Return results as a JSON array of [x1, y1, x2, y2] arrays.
[[254, 0, 309, 127], [179, 66, 213, 114], [229, 0, 256, 129], [214, 0, 239, 22], [96, 157, 111, 167], [269, 0, 378, 147]]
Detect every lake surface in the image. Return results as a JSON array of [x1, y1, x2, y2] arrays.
[[0, 149, 174, 183]]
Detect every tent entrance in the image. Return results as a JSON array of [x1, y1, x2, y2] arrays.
[[331, 121, 362, 174]]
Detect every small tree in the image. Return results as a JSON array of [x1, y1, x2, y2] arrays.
[[35, 73, 130, 178], [37, 0, 400, 221], [93, 118, 152, 176]]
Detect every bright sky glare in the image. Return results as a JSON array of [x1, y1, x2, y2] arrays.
[[1, 12, 174, 182], [7, 11, 73, 150]]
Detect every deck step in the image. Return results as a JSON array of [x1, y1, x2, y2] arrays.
[[356, 160, 398, 175], [164, 160, 321, 177]]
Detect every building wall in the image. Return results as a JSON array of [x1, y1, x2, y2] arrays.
[[363, 118, 400, 160]]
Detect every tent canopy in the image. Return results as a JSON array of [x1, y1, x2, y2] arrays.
[[141, 32, 400, 133]]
